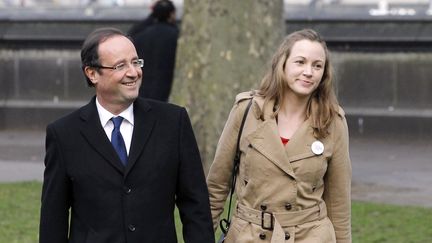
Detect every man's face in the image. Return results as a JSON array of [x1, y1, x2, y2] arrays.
[[90, 35, 142, 111]]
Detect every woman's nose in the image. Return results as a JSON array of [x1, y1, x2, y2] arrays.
[[303, 65, 313, 76]]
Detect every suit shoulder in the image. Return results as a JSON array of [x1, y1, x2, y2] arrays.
[[48, 107, 82, 129], [140, 98, 186, 121], [143, 98, 183, 112], [47, 99, 95, 130]]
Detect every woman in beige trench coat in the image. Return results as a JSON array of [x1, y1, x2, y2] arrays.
[[207, 29, 351, 243]]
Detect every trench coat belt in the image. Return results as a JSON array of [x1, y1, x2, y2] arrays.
[[235, 201, 327, 243]]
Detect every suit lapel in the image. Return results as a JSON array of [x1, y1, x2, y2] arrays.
[[79, 97, 125, 174], [124, 98, 156, 177], [246, 119, 296, 179]]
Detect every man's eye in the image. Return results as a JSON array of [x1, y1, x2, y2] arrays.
[[115, 63, 126, 70]]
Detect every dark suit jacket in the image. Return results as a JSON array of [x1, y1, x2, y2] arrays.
[[39, 97, 214, 243], [133, 22, 179, 102]]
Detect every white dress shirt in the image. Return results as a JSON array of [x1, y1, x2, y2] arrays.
[[96, 98, 134, 155]]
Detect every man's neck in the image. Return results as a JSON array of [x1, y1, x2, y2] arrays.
[[96, 97, 134, 116]]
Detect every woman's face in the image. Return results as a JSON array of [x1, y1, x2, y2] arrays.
[[284, 39, 326, 99]]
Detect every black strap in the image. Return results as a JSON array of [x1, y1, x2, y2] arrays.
[[220, 99, 253, 234]]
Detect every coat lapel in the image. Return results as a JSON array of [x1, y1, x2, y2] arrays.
[[246, 118, 296, 179], [79, 97, 125, 174], [284, 119, 317, 163], [243, 95, 324, 180], [124, 98, 156, 177]]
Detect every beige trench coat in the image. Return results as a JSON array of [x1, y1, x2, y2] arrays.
[[207, 91, 352, 243]]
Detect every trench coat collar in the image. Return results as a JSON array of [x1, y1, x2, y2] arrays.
[[284, 119, 318, 163], [246, 95, 322, 179], [245, 97, 297, 179]]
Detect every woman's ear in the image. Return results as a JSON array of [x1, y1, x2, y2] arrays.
[[84, 66, 98, 85]]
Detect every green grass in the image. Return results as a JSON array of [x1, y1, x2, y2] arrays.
[[0, 181, 41, 243], [352, 201, 432, 243], [1, 181, 432, 243]]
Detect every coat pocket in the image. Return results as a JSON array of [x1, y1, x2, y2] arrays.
[[224, 216, 249, 243], [311, 217, 336, 243], [289, 152, 328, 185]]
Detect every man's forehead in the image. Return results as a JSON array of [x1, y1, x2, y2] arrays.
[[99, 35, 132, 49], [98, 35, 137, 59]]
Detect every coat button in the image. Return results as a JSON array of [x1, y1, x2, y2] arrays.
[[259, 232, 266, 240], [285, 232, 290, 240], [285, 203, 292, 210], [124, 187, 132, 194], [128, 224, 136, 232], [260, 204, 267, 211], [312, 185, 317, 192]]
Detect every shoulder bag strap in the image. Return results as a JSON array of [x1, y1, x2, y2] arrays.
[[220, 98, 253, 233]]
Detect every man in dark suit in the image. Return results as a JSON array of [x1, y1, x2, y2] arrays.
[[130, 0, 179, 102], [39, 27, 214, 243]]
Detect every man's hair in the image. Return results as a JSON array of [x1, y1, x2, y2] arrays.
[[152, 0, 176, 22], [80, 27, 126, 87]]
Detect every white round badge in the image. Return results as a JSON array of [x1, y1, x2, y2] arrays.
[[311, 141, 324, 155]]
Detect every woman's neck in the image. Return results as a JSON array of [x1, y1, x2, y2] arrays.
[[279, 93, 309, 119], [277, 93, 310, 139]]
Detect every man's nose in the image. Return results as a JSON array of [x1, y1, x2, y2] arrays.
[[126, 64, 140, 77]]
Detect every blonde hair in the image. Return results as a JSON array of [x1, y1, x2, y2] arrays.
[[258, 29, 339, 138]]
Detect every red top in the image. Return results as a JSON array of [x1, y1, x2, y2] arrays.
[[281, 137, 289, 145]]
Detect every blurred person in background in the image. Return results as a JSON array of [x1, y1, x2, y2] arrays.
[[129, 0, 178, 102], [128, 1, 159, 37]]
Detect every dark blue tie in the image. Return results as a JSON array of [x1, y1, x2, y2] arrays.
[[111, 116, 128, 166]]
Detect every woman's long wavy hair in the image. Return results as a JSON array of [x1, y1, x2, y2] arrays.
[[258, 29, 339, 139]]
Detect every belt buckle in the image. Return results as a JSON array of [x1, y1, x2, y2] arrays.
[[261, 211, 274, 230]]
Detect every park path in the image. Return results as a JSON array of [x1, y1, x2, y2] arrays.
[[1, 130, 431, 207]]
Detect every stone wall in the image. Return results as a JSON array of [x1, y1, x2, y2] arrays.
[[333, 52, 432, 138], [1, 13, 432, 138]]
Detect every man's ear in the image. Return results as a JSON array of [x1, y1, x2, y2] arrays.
[[84, 66, 98, 85]]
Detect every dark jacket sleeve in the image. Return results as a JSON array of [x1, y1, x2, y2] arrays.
[[39, 124, 71, 243], [176, 108, 215, 243]]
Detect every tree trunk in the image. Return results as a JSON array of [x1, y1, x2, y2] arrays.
[[171, 0, 284, 172]]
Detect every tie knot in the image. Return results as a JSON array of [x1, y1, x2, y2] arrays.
[[112, 116, 124, 129]]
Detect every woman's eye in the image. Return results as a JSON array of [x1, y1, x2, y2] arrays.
[[314, 64, 323, 69]]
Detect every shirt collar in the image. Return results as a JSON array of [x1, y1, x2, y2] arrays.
[[95, 97, 134, 127]]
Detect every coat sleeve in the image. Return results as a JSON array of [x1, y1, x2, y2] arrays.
[[323, 113, 352, 243], [176, 108, 215, 243], [206, 99, 246, 230], [39, 124, 71, 243]]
